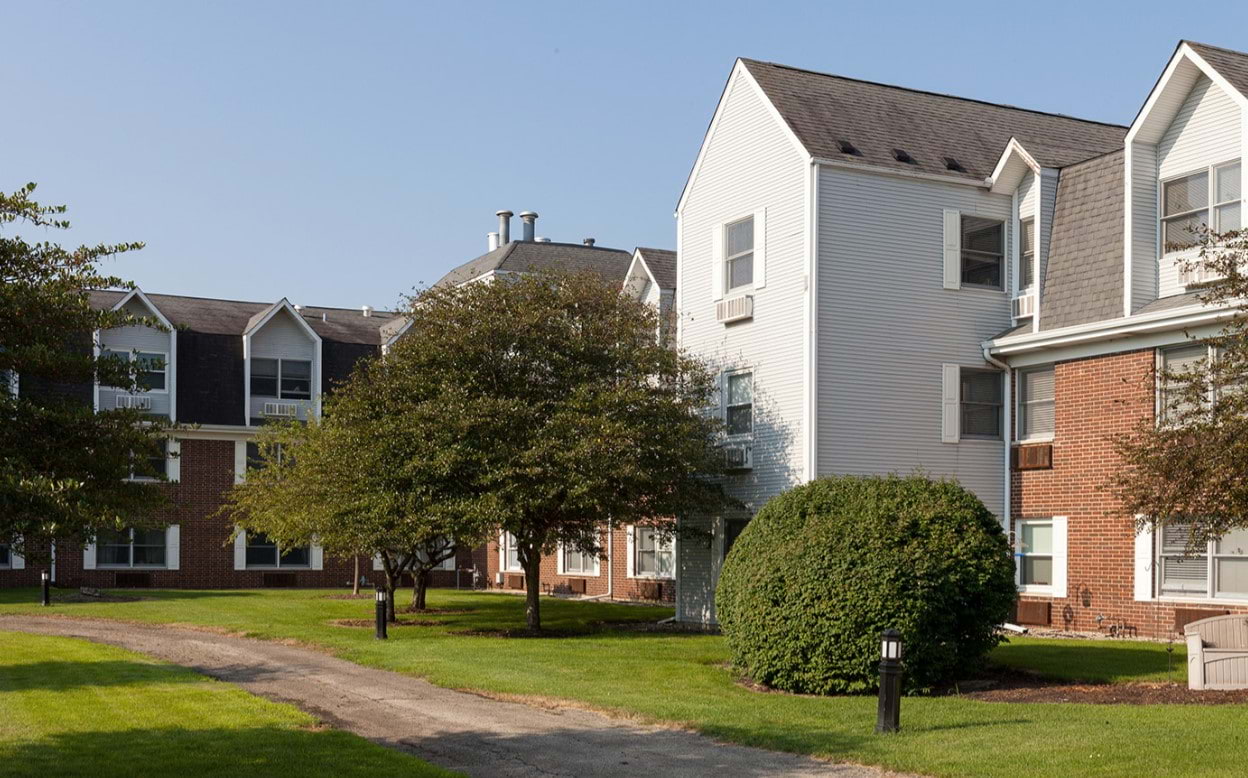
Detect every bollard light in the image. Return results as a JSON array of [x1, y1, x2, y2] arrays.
[[41, 570, 51, 607], [374, 586, 388, 640], [875, 628, 902, 734]]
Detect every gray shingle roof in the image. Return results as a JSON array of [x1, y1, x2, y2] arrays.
[[1186, 41, 1248, 102], [434, 241, 634, 287], [634, 247, 676, 290], [1135, 291, 1208, 315], [1038, 150, 1125, 331], [88, 290, 395, 344], [741, 59, 1127, 181]]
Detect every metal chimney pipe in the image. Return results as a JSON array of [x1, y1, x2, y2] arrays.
[[496, 210, 513, 244], [361, 305, 373, 318], [519, 211, 538, 242], [583, 238, 595, 247], [487, 232, 499, 251]]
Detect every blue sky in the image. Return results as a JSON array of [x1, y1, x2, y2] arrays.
[[7, 1, 1248, 310]]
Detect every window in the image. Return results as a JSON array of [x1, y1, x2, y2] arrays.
[[1017, 520, 1053, 587], [1163, 161, 1241, 254], [1018, 366, 1055, 440], [0, 543, 10, 568], [634, 527, 674, 578], [960, 215, 1004, 289], [97, 528, 166, 568], [560, 544, 599, 576], [501, 532, 522, 572], [725, 372, 753, 436], [1158, 524, 1248, 600], [1161, 344, 1210, 423], [724, 217, 754, 291], [128, 439, 167, 481], [101, 349, 167, 391], [244, 531, 310, 568], [245, 442, 289, 470], [1018, 218, 1035, 291], [723, 518, 750, 560], [251, 358, 312, 400], [960, 369, 1002, 439]]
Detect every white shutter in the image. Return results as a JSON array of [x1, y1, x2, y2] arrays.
[[941, 364, 961, 443], [167, 439, 181, 483], [626, 526, 636, 578], [1134, 518, 1156, 601], [310, 543, 324, 571], [711, 224, 725, 301], [165, 525, 180, 570], [233, 440, 248, 483], [943, 209, 962, 290], [1051, 516, 1068, 599], [753, 208, 767, 289], [83, 542, 97, 570], [233, 531, 247, 570], [11, 548, 24, 570]]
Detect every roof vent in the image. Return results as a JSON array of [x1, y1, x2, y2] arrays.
[[836, 139, 860, 155], [293, 304, 303, 312], [519, 211, 538, 242], [535, 237, 551, 243], [583, 238, 596, 247], [362, 305, 373, 318], [891, 149, 915, 164], [943, 157, 965, 172]]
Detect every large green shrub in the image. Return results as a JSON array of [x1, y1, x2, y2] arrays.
[[716, 474, 1016, 694]]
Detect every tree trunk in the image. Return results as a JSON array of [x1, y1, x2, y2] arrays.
[[410, 568, 430, 611], [352, 556, 360, 596], [523, 548, 542, 632]]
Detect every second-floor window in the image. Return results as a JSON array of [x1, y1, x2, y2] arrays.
[[1018, 218, 1035, 291], [960, 369, 1002, 439], [1018, 366, 1055, 440], [726, 372, 753, 436], [251, 358, 311, 400], [724, 216, 754, 292], [101, 350, 167, 391], [961, 216, 1004, 289], [1162, 160, 1241, 254]]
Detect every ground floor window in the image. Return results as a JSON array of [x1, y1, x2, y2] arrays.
[[723, 518, 750, 560], [0, 543, 10, 568], [245, 532, 309, 568], [500, 532, 522, 572], [633, 527, 674, 578], [1159, 523, 1248, 600], [560, 544, 599, 576], [98, 528, 167, 568], [1017, 520, 1053, 587]]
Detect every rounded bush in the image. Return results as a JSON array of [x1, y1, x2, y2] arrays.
[[716, 474, 1016, 694]]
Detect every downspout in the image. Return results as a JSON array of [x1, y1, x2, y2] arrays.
[[982, 344, 1012, 534], [606, 517, 613, 601]]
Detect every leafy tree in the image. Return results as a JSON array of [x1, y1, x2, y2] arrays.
[[1110, 227, 1248, 546], [397, 271, 729, 631], [1, 184, 170, 562]]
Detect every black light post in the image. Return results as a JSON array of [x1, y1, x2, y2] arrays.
[[875, 628, 902, 734], [374, 585, 388, 640], [40, 570, 51, 607]]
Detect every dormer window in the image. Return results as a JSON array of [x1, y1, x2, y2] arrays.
[[1162, 160, 1241, 253], [250, 358, 311, 400], [101, 350, 167, 392], [1018, 218, 1035, 291]]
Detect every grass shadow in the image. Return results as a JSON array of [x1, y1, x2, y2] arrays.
[[0, 660, 202, 692]]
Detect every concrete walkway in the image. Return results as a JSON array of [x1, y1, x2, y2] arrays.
[[0, 616, 896, 778]]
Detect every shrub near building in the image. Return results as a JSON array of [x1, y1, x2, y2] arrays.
[[716, 475, 1016, 694]]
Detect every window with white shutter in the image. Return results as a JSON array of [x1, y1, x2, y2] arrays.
[[960, 369, 1002, 439]]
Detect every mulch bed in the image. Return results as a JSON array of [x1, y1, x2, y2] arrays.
[[595, 620, 720, 634], [450, 627, 596, 639], [403, 607, 472, 615], [322, 594, 371, 600], [329, 618, 443, 628], [940, 668, 1248, 704]]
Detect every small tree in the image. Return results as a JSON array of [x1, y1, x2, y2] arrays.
[[1111, 226, 1248, 546], [397, 271, 728, 631], [1, 183, 170, 562]]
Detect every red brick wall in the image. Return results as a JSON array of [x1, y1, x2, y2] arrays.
[[1012, 348, 1248, 638], [483, 525, 675, 603]]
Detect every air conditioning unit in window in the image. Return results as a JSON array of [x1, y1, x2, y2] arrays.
[[115, 394, 152, 410], [262, 402, 298, 418], [723, 444, 752, 471], [1179, 263, 1226, 288], [1012, 292, 1036, 319], [716, 294, 754, 324]]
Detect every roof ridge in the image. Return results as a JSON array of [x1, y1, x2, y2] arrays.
[[741, 58, 1128, 130], [512, 240, 631, 254], [108, 289, 388, 314]]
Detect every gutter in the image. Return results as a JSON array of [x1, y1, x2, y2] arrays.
[[982, 345, 1012, 536], [984, 304, 1235, 357]]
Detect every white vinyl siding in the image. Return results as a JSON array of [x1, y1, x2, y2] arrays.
[[1129, 142, 1160, 311], [1156, 75, 1243, 298], [248, 309, 317, 422], [819, 168, 1011, 518], [97, 297, 174, 420], [676, 65, 807, 623], [1037, 170, 1058, 302]]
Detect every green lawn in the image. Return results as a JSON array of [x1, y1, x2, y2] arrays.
[[0, 630, 455, 777], [1, 587, 1243, 777], [991, 635, 1188, 684]]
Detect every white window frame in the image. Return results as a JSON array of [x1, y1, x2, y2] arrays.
[[629, 526, 675, 580], [959, 214, 1006, 291], [558, 543, 600, 577], [1017, 217, 1035, 293], [95, 527, 169, 569], [100, 348, 169, 394], [1016, 365, 1055, 442], [959, 368, 1003, 441], [250, 357, 313, 401], [1156, 525, 1248, 604], [1015, 518, 1055, 595], [126, 439, 168, 482], [499, 532, 523, 573], [723, 215, 755, 294], [1160, 158, 1242, 256], [1157, 343, 1216, 426], [244, 532, 311, 569], [724, 369, 754, 438]]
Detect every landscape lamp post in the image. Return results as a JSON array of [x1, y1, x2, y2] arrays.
[[875, 628, 902, 734], [41, 570, 50, 607], [375, 585, 388, 640]]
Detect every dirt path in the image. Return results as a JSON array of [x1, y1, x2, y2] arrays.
[[0, 616, 896, 778]]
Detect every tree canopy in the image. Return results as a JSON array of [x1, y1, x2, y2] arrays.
[[0, 184, 170, 560]]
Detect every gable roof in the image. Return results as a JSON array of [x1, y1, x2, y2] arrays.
[[87, 290, 395, 344], [1185, 41, 1248, 102], [633, 247, 677, 290], [434, 241, 634, 287], [740, 59, 1127, 182]]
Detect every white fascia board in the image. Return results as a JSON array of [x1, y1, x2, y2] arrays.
[[243, 298, 322, 343], [173, 424, 259, 441], [620, 251, 660, 297], [111, 288, 175, 331], [675, 59, 812, 216], [986, 303, 1237, 358], [987, 138, 1042, 193], [1127, 43, 1248, 146]]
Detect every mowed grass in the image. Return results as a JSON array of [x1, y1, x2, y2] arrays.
[[1, 587, 1244, 777], [0, 630, 456, 777]]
